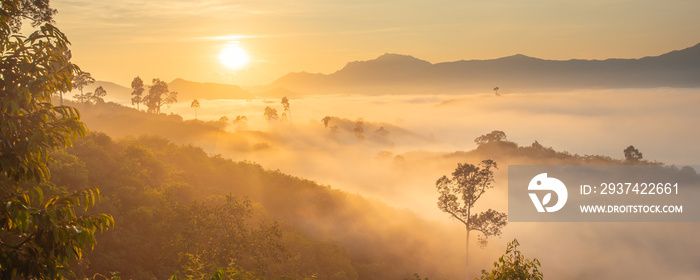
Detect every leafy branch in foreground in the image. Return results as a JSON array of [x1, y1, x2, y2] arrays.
[[1, 0, 114, 278], [0, 187, 114, 278], [479, 239, 543, 280]]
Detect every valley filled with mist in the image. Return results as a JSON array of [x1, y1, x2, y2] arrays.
[[56, 82, 700, 279]]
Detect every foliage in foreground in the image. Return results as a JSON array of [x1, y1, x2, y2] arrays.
[[1, 1, 114, 278], [479, 239, 543, 280], [0, 188, 113, 278]]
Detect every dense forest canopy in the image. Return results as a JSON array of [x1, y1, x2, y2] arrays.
[[43, 132, 468, 279]]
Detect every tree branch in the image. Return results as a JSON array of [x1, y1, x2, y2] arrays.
[[446, 210, 467, 226], [13, 232, 35, 249]]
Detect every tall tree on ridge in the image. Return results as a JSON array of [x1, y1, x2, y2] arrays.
[[191, 99, 200, 119], [436, 160, 508, 280], [281, 96, 291, 123], [131, 76, 145, 110], [143, 78, 177, 114], [72, 71, 94, 97]]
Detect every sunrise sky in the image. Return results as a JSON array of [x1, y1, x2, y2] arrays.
[[50, 0, 700, 86]]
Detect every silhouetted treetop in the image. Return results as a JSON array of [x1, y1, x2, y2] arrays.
[[143, 78, 177, 114], [474, 130, 507, 146], [264, 106, 279, 121], [624, 145, 643, 162]]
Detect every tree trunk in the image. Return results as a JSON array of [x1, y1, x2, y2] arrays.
[[466, 227, 470, 280]]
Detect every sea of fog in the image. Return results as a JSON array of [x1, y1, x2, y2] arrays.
[[162, 88, 700, 165], [108, 88, 700, 279]]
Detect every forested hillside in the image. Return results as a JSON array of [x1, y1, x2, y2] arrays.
[[38, 133, 463, 279]]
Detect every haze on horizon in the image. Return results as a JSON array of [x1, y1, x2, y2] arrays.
[[49, 0, 700, 86]]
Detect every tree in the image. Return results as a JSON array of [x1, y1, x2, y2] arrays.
[[375, 126, 390, 138], [493, 87, 500, 96], [160, 196, 283, 279], [191, 99, 200, 119], [131, 76, 145, 110], [233, 115, 248, 131], [72, 71, 95, 96], [435, 160, 508, 280], [3, 0, 57, 33], [1, 188, 114, 279], [479, 239, 543, 280], [0, 1, 114, 278], [143, 78, 177, 114], [322, 116, 332, 128], [474, 130, 507, 146], [74, 90, 90, 103], [264, 106, 278, 121], [624, 145, 643, 162], [1, 8, 85, 182], [281, 96, 291, 123], [73, 86, 107, 104], [93, 85, 107, 103], [353, 120, 364, 140]]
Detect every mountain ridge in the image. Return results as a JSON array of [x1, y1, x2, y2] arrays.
[[90, 43, 700, 100], [270, 42, 700, 94]]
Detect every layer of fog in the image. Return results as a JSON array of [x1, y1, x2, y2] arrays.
[[94, 88, 700, 279], [165, 88, 700, 164]]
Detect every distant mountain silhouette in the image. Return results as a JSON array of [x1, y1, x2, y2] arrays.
[[271, 43, 700, 94]]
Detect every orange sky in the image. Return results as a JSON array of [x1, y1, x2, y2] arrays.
[[50, 0, 700, 86]]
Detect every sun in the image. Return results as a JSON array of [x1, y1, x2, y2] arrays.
[[219, 45, 250, 69]]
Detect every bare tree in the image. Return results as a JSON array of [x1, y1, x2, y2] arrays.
[[436, 160, 508, 280]]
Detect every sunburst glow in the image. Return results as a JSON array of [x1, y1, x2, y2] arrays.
[[219, 45, 250, 69]]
